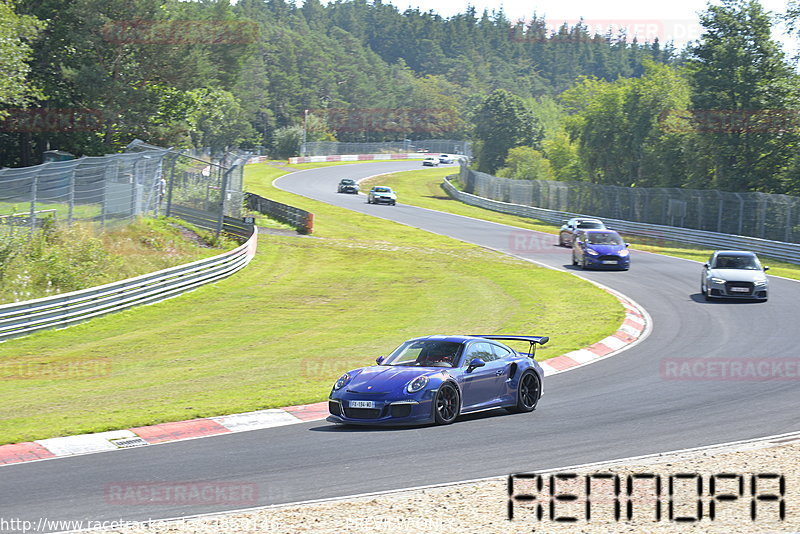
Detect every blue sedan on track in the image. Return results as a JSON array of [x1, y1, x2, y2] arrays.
[[327, 335, 547, 426], [572, 229, 630, 270]]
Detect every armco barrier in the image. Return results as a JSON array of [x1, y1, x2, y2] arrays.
[[0, 226, 257, 342], [245, 192, 314, 234], [288, 153, 422, 164], [170, 205, 254, 239], [442, 177, 800, 265]]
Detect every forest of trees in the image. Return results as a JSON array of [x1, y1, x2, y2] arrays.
[[1, 0, 799, 194]]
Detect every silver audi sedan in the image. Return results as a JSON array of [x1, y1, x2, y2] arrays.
[[700, 250, 769, 301]]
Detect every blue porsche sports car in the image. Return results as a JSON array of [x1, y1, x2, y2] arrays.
[[327, 335, 548, 426]]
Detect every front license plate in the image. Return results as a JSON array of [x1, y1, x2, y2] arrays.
[[349, 400, 374, 408], [730, 287, 749, 292], [602, 260, 618, 264]]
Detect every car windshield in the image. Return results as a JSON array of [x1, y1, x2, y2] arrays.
[[586, 232, 623, 245], [381, 340, 462, 368], [577, 221, 604, 229], [713, 254, 760, 270], [374, 187, 391, 192], [340, 179, 355, 184]]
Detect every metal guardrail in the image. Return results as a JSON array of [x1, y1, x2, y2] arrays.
[[442, 177, 800, 265], [170, 205, 254, 239], [0, 226, 258, 342], [245, 192, 314, 234]]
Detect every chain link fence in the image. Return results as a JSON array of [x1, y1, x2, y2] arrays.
[[0, 141, 247, 241], [459, 166, 800, 244], [302, 140, 471, 157]]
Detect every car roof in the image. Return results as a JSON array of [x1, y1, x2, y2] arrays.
[[714, 250, 756, 256], [582, 228, 619, 235], [406, 334, 503, 344]]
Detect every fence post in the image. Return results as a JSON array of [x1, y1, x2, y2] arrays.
[[165, 155, 177, 217], [216, 167, 231, 239], [29, 174, 38, 237], [68, 167, 76, 226]]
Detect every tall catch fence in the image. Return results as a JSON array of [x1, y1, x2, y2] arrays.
[[459, 166, 800, 245], [0, 141, 250, 240], [302, 140, 471, 157], [0, 147, 170, 236]]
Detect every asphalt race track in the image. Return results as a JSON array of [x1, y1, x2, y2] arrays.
[[1, 161, 798, 531]]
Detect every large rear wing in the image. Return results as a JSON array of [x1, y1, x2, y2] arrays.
[[471, 335, 549, 357]]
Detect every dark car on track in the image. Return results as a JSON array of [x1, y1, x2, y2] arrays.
[[337, 179, 359, 194], [559, 218, 606, 247], [572, 229, 630, 270], [327, 334, 547, 426], [700, 250, 769, 301]]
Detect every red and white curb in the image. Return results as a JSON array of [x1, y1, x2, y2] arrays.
[[540, 286, 649, 376], [286, 153, 422, 164], [0, 291, 647, 467]]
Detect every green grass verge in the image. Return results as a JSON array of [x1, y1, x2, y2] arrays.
[[0, 217, 234, 304], [361, 168, 800, 281], [0, 161, 622, 444]]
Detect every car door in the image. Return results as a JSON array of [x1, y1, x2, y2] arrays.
[[458, 342, 505, 411], [572, 231, 585, 264], [560, 220, 574, 245]]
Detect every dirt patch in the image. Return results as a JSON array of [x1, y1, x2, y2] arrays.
[[169, 223, 212, 248]]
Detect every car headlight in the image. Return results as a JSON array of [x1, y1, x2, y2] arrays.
[[406, 375, 429, 393], [755, 279, 768, 286], [334, 373, 350, 391], [586, 249, 599, 256], [618, 249, 629, 257], [710, 277, 726, 285]]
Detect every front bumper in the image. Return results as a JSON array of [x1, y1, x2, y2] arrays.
[[708, 280, 768, 299], [583, 254, 630, 269], [371, 196, 396, 204], [328, 394, 434, 426]]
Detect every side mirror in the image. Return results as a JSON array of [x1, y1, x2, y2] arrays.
[[764, 266, 770, 271], [703, 263, 709, 268], [467, 358, 486, 372], [625, 243, 630, 248], [375, 356, 384, 364]]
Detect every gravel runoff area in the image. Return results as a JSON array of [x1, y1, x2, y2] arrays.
[[88, 432, 800, 534]]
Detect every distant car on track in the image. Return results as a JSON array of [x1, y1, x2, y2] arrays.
[[438, 154, 454, 164], [367, 186, 397, 205], [701, 250, 769, 301], [327, 335, 548, 426], [423, 157, 439, 167], [559, 218, 606, 247], [572, 229, 630, 270], [337, 178, 359, 194]]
